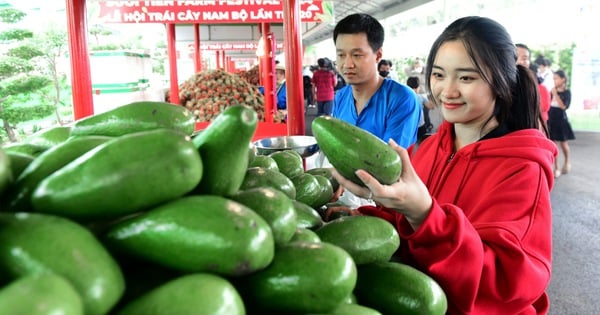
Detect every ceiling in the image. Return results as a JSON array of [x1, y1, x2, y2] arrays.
[[173, 0, 434, 59], [301, 0, 434, 47]]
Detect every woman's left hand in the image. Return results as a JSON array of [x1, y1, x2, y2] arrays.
[[331, 139, 433, 230]]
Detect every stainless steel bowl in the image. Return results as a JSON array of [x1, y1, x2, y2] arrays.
[[253, 135, 319, 158]]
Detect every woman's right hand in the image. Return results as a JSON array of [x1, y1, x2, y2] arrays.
[[331, 139, 433, 230]]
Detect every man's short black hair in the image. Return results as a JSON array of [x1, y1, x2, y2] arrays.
[[378, 59, 392, 69], [406, 76, 420, 89], [333, 13, 384, 52]]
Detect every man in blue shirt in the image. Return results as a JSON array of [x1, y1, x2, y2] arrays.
[[332, 13, 421, 148]]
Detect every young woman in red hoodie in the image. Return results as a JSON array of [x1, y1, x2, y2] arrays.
[[332, 16, 557, 315]]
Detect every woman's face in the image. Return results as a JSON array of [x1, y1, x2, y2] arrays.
[[516, 46, 530, 68], [335, 33, 381, 86], [430, 40, 496, 128], [553, 73, 565, 87]]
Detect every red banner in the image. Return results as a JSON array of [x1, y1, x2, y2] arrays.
[[95, 0, 331, 24]]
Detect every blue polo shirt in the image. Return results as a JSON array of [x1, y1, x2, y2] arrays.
[[332, 79, 421, 148], [276, 82, 287, 109]]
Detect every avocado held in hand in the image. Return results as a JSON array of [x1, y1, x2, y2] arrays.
[[311, 116, 402, 186]]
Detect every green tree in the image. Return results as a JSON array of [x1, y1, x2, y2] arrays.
[[532, 43, 575, 88], [32, 24, 72, 125], [89, 24, 113, 46], [0, 8, 53, 143]]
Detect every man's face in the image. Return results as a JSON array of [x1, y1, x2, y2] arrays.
[[516, 47, 530, 68], [335, 33, 381, 86]]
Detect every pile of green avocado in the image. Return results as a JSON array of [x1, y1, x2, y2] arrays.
[[0, 101, 447, 315]]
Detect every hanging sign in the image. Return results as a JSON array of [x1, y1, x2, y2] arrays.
[[94, 1, 333, 24], [192, 42, 284, 51]]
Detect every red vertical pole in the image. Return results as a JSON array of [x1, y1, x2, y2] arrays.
[[220, 51, 224, 69], [220, 50, 226, 69], [215, 50, 221, 69], [166, 23, 180, 105], [193, 23, 201, 73], [227, 56, 232, 71], [66, 0, 94, 119], [260, 23, 275, 123], [283, 0, 305, 135], [259, 48, 266, 87]]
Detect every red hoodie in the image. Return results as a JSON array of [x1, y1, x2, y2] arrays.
[[359, 121, 557, 315]]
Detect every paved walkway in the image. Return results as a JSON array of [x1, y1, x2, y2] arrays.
[[547, 131, 600, 315]]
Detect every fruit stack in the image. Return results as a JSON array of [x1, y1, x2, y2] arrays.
[[177, 69, 286, 124], [0, 101, 447, 315]]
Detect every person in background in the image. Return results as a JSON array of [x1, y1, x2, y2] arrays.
[[405, 57, 427, 91], [332, 16, 556, 314], [534, 55, 555, 92], [378, 59, 399, 81], [516, 43, 551, 126], [330, 60, 346, 93], [303, 65, 315, 107], [311, 57, 337, 116], [406, 76, 431, 142], [332, 13, 421, 148], [549, 69, 575, 178], [275, 64, 287, 110]]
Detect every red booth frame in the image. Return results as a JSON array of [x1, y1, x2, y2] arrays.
[[65, 0, 306, 141]]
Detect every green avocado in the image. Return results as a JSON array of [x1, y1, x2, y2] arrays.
[[4, 151, 34, 180], [193, 105, 258, 196], [316, 215, 400, 265], [105, 195, 274, 277], [230, 187, 297, 246], [0, 149, 12, 197], [31, 129, 203, 221], [354, 261, 448, 315], [22, 125, 71, 149], [0, 212, 125, 315], [116, 273, 245, 315], [289, 227, 321, 243], [2, 142, 47, 157], [269, 150, 304, 178], [4, 136, 111, 212], [306, 303, 382, 315], [240, 167, 296, 200], [70, 101, 196, 137], [239, 241, 357, 314], [292, 200, 324, 230], [306, 167, 339, 194], [0, 273, 83, 315], [291, 172, 322, 208], [249, 154, 279, 172], [312, 116, 402, 186], [312, 174, 334, 209]]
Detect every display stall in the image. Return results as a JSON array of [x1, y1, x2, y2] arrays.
[[65, 0, 332, 139]]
